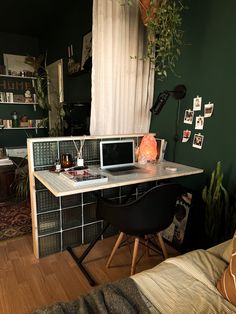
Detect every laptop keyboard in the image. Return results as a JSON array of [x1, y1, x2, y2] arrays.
[[107, 165, 138, 172]]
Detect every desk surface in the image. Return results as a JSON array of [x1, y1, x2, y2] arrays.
[[34, 161, 203, 197]]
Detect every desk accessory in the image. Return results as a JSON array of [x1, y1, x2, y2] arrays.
[[60, 169, 108, 187]]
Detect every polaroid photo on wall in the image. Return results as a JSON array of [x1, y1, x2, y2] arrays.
[[182, 129, 191, 143], [195, 115, 204, 130], [193, 96, 202, 111], [184, 109, 194, 124], [204, 102, 214, 117], [192, 133, 204, 149]]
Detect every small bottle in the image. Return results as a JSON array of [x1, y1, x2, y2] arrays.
[[55, 159, 61, 172], [12, 111, 18, 128]]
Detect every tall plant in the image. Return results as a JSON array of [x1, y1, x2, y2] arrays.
[[202, 161, 230, 245]]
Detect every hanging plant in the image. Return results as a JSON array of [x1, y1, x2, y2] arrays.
[[139, 0, 185, 80]]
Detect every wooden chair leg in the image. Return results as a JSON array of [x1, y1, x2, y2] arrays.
[[157, 232, 168, 260], [106, 232, 125, 268], [131, 237, 140, 276]]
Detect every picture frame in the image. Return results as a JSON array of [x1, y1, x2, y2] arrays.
[[3, 54, 34, 76], [81, 31, 92, 71], [192, 133, 204, 149]]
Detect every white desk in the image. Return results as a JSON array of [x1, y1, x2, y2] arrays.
[[34, 161, 203, 197]]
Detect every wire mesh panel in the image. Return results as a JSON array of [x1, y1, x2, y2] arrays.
[[61, 193, 82, 209], [62, 227, 82, 249], [62, 206, 82, 229], [36, 190, 59, 213], [83, 222, 102, 244], [38, 211, 60, 236], [39, 233, 61, 257], [33, 142, 58, 167]]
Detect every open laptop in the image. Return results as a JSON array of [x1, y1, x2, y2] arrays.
[[100, 139, 143, 174]]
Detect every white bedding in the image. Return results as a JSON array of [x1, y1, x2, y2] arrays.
[[132, 247, 236, 313]]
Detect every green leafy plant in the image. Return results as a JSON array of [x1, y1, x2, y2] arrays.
[[202, 161, 230, 245], [11, 156, 29, 201], [141, 0, 185, 80]]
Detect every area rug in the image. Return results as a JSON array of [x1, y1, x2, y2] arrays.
[[0, 199, 31, 240]]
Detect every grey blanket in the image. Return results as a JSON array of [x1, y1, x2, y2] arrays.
[[31, 277, 150, 314]]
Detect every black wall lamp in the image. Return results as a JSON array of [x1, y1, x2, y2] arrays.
[[150, 84, 186, 115], [150, 84, 187, 162]]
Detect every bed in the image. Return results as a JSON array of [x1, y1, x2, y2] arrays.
[[32, 239, 236, 314]]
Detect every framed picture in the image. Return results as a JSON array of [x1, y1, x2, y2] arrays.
[[3, 54, 34, 76], [81, 31, 92, 70]]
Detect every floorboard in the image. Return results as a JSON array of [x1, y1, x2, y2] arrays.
[[0, 234, 179, 314]]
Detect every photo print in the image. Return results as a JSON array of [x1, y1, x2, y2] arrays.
[[184, 109, 194, 124], [193, 96, 202, 111], [195, 115, 204, 130], [182, 129, 191, 143], [204, 102, 214, 118], [192, 133, 204, 149]]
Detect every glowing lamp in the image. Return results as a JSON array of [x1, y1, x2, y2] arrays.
[[137, 134, 157, 163]]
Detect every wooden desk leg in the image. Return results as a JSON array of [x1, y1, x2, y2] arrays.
[[67, 222, 110, 286]]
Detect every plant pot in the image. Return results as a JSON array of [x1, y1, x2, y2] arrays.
[[139, 0, 161, 25]]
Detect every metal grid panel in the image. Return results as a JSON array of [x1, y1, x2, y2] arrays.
[[38, 211, 60, 236], [33, 142, 58, 167], [83, 203, 97, 224], [36, 190, 59, 213], [61, 193, 82, 209], [62, 206, 82, 229], [62, 227, 82, 249], [39, 233, 61, 257], [120, 185, 136, 197], [83, 222, 102, 244]]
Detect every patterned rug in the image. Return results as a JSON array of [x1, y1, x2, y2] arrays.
[[0, 199, 32, 240]]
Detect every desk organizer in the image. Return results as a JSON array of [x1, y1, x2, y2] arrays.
[[27, 134, 157, 258]]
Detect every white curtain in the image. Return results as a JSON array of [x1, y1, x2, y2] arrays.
[[90, 0, 155, 135]]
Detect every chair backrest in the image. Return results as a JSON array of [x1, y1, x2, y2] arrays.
[[97, 183, 182, 236]]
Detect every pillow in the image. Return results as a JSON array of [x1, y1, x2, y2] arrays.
[[217, 232, 236, 306], [222, 239, 233, 263]]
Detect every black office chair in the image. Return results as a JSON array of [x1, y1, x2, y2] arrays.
[[97, 183, 182, 275]]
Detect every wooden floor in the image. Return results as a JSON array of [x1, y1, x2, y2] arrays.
[[0, 234, 179, 314]]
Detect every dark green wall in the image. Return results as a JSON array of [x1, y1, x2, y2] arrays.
[[0, 32, 47, 147], [150, 0, 236, 194], [41, 0, 92, 104]]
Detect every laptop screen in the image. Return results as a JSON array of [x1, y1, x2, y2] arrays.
[[100, 140, 135, 170]]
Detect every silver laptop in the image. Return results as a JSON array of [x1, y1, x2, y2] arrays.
[[100, 139, 141, 174]]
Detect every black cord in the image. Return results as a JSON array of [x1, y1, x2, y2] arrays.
[[173, 100, 181, 162]]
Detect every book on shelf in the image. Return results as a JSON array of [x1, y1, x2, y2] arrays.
[[60, 169, 108, 187]]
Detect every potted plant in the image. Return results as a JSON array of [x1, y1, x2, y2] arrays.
[[138, 0, 185, 80], [202, 161, 231, 246]]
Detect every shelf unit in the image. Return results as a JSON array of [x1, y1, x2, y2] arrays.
[[0, 72, 47, 144]]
